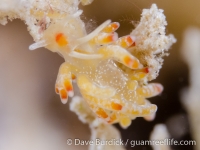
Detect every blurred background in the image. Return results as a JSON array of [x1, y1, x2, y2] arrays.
[[0, 0, 200, 149]]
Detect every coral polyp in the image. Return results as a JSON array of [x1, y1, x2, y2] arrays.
[[0, 0, 176, 128]]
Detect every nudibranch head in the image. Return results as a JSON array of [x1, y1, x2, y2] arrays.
[[42, 17, 87, 53]]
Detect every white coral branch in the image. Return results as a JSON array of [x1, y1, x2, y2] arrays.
[[130, 4, 176, 80], [150, 124, 171, 150], [181, 27, 200, 150]]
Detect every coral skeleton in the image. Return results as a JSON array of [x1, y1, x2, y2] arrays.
[[0, 0, 175, 130], [181, 27, 200, 150], [150, 124, 171, 150]]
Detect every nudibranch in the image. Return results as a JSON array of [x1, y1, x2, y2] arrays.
[[0, 0, 176, 128], [29, 16, 163, 128]]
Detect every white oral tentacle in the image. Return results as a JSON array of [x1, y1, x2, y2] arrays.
[[69, 51, 103, 59], [72, 20, 111, 51], [29, 40, 47, 50]]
